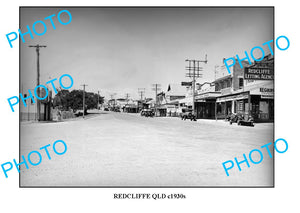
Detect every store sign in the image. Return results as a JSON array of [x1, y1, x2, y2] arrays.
[[221, 87, 231, 95], [260, 88, 274, 93], [261, 95, 274, 99], [181, 81, 192, 86], [260, 88, 274, 99], [244, 67, 274, 80], [217, 93, 249, 102], [250, 86, 274, 99], [196, 92, 221, 100]]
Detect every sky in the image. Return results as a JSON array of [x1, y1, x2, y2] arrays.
[[20, 7, 274, 100]]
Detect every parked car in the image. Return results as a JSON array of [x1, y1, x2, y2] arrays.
[[141, 109, 155, 117], [113, 108, 121, 112], [229, 113, 254, 127], [180, 109, 197, 121], [237, 115, 254, 127], [74, 110, 83, 117], [228, 113, 243, 124]]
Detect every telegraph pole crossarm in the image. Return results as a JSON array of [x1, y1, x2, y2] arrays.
[[185, 55, 208, 116]]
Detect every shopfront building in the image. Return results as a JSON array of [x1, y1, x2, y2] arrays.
[[216, 82, 274, 122], [195, 92, 220, 119]]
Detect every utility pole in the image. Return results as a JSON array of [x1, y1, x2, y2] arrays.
[[110, 93, 117, 110], [185, 55, 207, 116], [28, 44, 47, 121], [98, 91, 100, 110], [125, 93, 130, 104], [122, 93, 130, 112], [125, 93, 130, 112], [138, 88, 145, 111], [152, 84, 161, 116], [81, 84, 88, 118], [138, 88, 145, 101], [214, 65, 218, 121], [110, 94, 114, 109]]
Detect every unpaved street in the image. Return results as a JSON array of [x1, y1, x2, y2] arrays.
[[20, 112, 274, 186]]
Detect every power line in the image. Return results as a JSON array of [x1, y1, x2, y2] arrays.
[[185, 55, 208, 115]]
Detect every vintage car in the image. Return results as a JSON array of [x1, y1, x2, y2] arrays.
[[113, 108, 121, 112], [228, 113, 243, 123], [180, 109, 197, 121], [237, 115, 254, 127], [140, 109, 155, 117], [229, 113, 254, 127]]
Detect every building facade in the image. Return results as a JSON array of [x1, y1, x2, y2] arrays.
[[20, 88, 52, 121], [215, 55, 274, 122], [195, 82, 220, 119], [156, 84, 187, 117]]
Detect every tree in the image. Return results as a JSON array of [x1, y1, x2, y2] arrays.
[[53, 89, 104, 113], [53, 89, 71, 111]]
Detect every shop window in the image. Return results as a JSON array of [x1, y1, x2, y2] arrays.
[[237, 100, 244, 112], [215, 83, 219, 91], [259, 101, 269, 113]]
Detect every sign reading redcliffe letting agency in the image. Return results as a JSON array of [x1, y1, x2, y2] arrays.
[[244, 67, 274, 80]]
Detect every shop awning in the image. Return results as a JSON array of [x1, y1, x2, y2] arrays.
[[195, 92, 221, 101], [168, 100, 179, 105], [216, 92, 249, 102], [125, 104, 138, 108]]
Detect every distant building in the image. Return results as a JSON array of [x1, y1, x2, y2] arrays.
[[124, 99, 139, 113], [157, 84, 187, 117]]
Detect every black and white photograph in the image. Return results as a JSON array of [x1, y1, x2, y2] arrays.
[[19, 7, 274, 187]]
